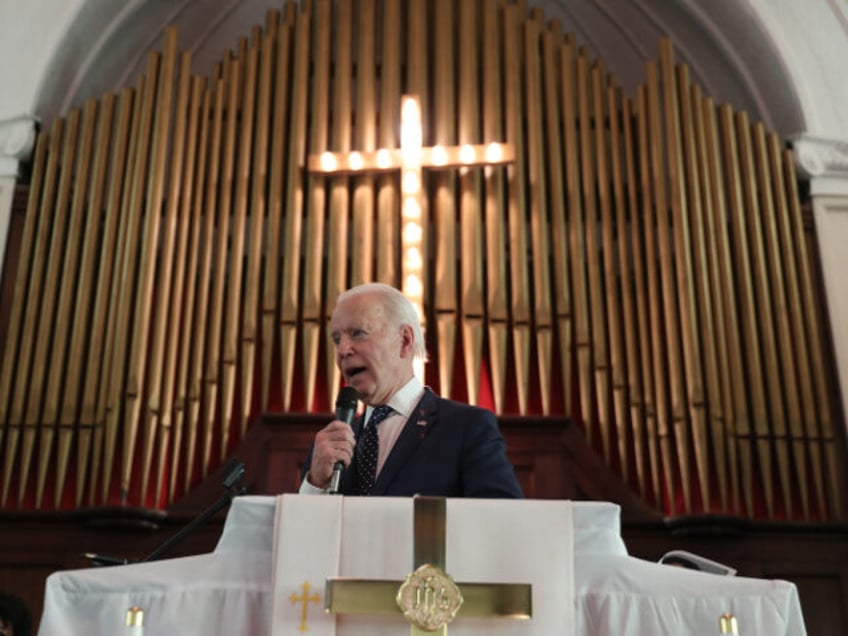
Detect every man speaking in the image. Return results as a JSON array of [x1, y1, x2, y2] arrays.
[[300, 282, 523, 498]]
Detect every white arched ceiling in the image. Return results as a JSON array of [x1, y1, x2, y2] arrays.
[[32, 0, 808, 139]]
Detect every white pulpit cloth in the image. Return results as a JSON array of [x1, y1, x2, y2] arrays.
[[270, 495, 575, 635], [37, 496, 807, 635]]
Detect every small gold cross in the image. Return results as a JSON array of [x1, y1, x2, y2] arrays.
[[289, 581, 321, 633]]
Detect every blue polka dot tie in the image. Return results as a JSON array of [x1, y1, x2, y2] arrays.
[[356, 404, 393, 495]]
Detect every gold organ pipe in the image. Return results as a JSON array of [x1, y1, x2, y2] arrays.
[[783, 148, 842, 519], [703, 98, 751, 515], [688, 86, 735, 513], [579, 60, 611, 459], [100, 56, 158, 502], [719, 104, 773, 517], [770, 137, 827, 517], [322, 1, 353, 403], [141, 50, 192, 505], [618, 94, 650, 499], [608, 86, 638, 486], [594, 72, 629, 475], [375, 0, 401, 286], [671, 62, 714, 512], [220, 37, 259, 454], [753, 122, 808, 518], [54, 94, 114, 507], [21, 108, 81, 505], [523, 18, 552, 415], [736, 111, 790, 519], [75, 89, 126, 506], [169, 77, 208, 502], [432, 0, 458, 399], [639, 77, 674, 510], [241, 34, 273, 432], [561, 41, 593, 430], [502, 2, 531, 415], [123, 28, 178, 502], [302, 0, 332, 413], [0, 123, 53, 506], [203, 50, 241, 476], [542, 28, 571, 417], [262, 18, 293, 412], [258, 0, 283, 402], [0, 135, 47, 429], [279, 12, 311, 411], [482, 0, 509, 414], [156, 70, 204, 504], [350, 0, 378, 287], [99, 74, 150, 504], [459, 0, 485, 407], [183, 75, 224, 492], [655, 54, 693, 513], [40, 99, 98, 507], [658, 46, 702, 514]]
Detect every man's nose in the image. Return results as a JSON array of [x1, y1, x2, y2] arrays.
[[336, 335, 353, 356]]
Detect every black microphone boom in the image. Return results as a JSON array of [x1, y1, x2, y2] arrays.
[[328, 386, 358, 494], [141, 459, 246, 563], [83, 459, 247, 567]]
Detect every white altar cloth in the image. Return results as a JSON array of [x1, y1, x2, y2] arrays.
[[271, 496, 574, 635], [38, 495, 807, 635]]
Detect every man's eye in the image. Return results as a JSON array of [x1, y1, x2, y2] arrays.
[[353, 329, 366, 338]]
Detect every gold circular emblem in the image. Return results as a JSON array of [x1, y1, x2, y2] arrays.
[[396, 564, 464, 631]]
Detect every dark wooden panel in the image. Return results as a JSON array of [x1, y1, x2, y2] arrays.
[[0, 508, 223, 631]]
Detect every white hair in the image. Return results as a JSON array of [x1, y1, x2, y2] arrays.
[[336, 283, 428, 363]]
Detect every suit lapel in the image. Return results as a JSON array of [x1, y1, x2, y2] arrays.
[[371, 388, 439, 495]]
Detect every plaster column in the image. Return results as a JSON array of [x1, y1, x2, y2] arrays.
[[793, 134, 848, 431], [0, 115, 38, 275]]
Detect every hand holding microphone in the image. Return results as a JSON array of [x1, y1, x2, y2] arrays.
[[327, 386, 358, 494]]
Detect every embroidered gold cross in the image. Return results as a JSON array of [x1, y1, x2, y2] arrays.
[[324, 497, 532, 635], [289, 581, 321, 633]]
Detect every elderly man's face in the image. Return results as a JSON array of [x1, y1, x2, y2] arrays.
[[330, 291, 414, 405]]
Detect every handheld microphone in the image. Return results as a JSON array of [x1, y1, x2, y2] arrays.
[[328, 386, 358, 494]]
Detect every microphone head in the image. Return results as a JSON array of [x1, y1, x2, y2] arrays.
[[336, 386, 358, 410], [335, 386, 358, 423], [221, 459, 246, 490]]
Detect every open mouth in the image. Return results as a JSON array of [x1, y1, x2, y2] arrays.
[[347, 366, 366, 379]]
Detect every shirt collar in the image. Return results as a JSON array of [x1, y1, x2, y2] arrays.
[[364, 375, 424, 422]]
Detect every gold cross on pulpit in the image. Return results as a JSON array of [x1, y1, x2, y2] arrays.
[[289, 581, 321, 633], [324, 497, 532, 635]]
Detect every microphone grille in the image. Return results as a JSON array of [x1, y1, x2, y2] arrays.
[[336, 386, 358, 410]]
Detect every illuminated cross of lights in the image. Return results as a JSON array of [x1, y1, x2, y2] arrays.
[[308, 95, 515, 379]]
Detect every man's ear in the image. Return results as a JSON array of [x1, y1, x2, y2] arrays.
[[398, 324, 415, 357]]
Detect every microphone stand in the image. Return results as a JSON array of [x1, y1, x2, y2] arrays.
[[142, 460, 246, 563], [84, 460, 246, 567]]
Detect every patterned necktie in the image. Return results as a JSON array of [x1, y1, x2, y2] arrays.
[[355, 404, 393, 495]]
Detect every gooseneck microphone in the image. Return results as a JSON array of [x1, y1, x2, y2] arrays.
[[328, 386, 358, 494]]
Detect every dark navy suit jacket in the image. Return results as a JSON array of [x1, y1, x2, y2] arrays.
[[303, 388, 523, 498]]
